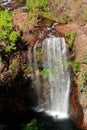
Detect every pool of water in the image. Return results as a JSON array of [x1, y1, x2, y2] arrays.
[[0, 109, 81, 130]]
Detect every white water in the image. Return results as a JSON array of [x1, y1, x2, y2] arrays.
[[1, 0, 11, 5], [33, 36, 70, 119]]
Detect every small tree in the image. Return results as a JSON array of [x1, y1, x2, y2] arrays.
[[0, 10, 20, 52]]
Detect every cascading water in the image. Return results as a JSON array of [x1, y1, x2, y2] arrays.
[[0, 0, 11, 5], [33, 36, 70, 119]]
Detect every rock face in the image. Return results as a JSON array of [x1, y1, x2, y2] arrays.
[[55, 22, 87, 129], [74, 26, 87, 128], [70, 83, 83, 127], [48, 0, 87, 24], [1, 3, 86, 127], [0, 7, 86, 129]]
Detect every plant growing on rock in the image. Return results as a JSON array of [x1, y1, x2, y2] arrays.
[[81, 71, 87, 87], [65, 31, 77, 47], [68, 60, 81, 73], [82, 53, 87, 64], [11, 59, 18, 75], [83, 7, 87, 22], [61, 13, 71, 24], [0, 10, 20, 52], [24, 12, 38, 28], [80, 71, 87, 97], [40, 67, 55, 79], [23, 0, 58, 28], [0, 57, 2, 62], [26, 0, 48, 12], [22, 119, 38, 130], [36, 48, 42, 62], [40, 68, 49, 79]]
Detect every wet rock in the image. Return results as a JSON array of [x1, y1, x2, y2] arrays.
[[70, 83, 84, 127], [19, 50, 28, 64], [0, 71, 12, 84], [0, 62, 5, 73]]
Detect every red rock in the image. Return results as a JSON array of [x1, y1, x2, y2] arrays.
[[70, 82, 84, 128]]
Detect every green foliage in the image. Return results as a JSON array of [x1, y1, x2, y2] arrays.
[[82, 53, 87, 64], [24, 11, 58, 29], [11, 59, 17, 74], [83, 7, 87, 22], [0, 10, 20, 52], [0, 57, 2, 62], [61, 13, 71, 24], [41, 12, 58, 22], [18, 0, 23, 4], [23, 0, 58, 28], [40, 68, 49, 79], [69, 60, 81, 73], [65, 31, 77, 47], [81, 71, 87, 87], [83, 15, 87, 22], [26, 0, 48, 12], [79, 71, 87, 97], [22, 119, 38, 130], [40, 68, 55, 79], [24, 12, 38, 28], [64, 32, 71, 38], [74, 0, 78, 2], [12, 63, 16, 74], [36, 48, 42, 62]]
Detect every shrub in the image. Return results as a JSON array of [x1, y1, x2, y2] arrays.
[[80, 71, 87, 97], [61, 13, 71, 24], [40, 67, 55, 79], [41, 12, 58, 22], [26, 0, 48, 12], [0, 10, 20, 52], [24, 12, 38, 28], [64, 32, 71, 38], [22, 119, 38, 130], [65, 31, 77, 47], [69, 60, 81, 73], [82, 53, 87, 64], [23, 0, 58, 28], [81, 71, 87, 87], [40, 68, 49, 79]]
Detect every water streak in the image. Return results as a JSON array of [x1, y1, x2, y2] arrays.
[[33, 36, 70, 119]]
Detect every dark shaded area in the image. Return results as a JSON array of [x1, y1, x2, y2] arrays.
[[0, 109, 82, 130]]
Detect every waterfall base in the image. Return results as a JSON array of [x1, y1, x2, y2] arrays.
[[45, 111, 69, 119], [32, 107, 69, 119], [0, 109, 81, 130]]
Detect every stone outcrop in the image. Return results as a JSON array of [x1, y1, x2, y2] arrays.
[[55, 22, 87, 129]]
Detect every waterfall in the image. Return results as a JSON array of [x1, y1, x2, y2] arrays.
[[33, 36, 70, 119], [1, 0, 11, 5]]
